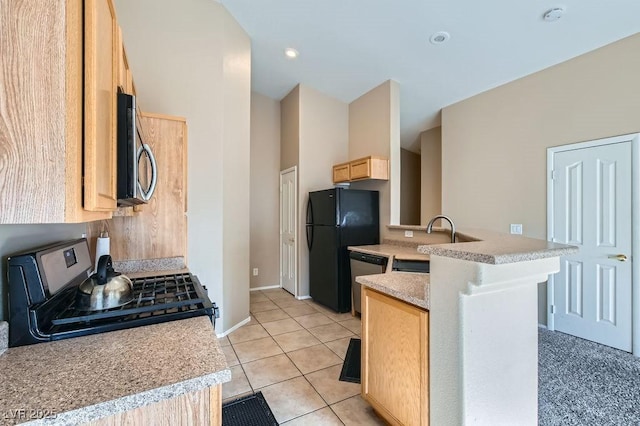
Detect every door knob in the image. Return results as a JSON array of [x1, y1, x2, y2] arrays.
[[608, 254, 628, 262], [288, 238, 295, 243]]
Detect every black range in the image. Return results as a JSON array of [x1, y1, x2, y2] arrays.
[[7, 239, 217, 347]]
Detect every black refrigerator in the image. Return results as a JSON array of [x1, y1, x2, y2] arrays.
[[306, 188, 380, 312]]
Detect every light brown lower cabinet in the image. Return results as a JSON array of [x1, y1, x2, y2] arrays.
[[362, 287, 429, 426], [85, 385, 221, 426]]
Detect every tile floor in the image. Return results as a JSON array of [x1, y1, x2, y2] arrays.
[[221, 288, 386, 425]]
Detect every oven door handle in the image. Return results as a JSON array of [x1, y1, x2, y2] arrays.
[[137, 143, 158, 202]]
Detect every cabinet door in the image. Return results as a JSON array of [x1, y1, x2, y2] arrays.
[[362, 288, 429, 426], [0, 0, 68, 223], [350, 158, 372, 180], [349, 156, 389, 181], [84, 0, 118, 212], [333, 163, 350, 183]]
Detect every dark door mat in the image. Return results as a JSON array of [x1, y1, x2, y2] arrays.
[[222, 391, 278, 426], [339, 337, 361, 383]]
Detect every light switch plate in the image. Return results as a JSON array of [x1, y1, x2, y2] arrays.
[[404, 230, 414, 238], [252, 268, 259, 276], [510, 224, 523, 235]]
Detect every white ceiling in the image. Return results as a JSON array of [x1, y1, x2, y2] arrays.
[[220, 0, 640, 152]]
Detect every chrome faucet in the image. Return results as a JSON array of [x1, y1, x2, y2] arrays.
[[426, 215, 456, 243]]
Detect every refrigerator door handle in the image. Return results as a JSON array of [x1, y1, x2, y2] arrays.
[[306, 198, 313, 225], [306, 225, 313, 250]]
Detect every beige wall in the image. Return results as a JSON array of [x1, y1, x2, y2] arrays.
[[0, 224, 87, 321], [279, 85, 349, 297], [297, 86, 349, 297], [280, 86, 300, 171], [349, 80, 401, 237], [420, 127, 442, 225], [115, 0, 251, 333], [299, 85, 350, 194], [442, 33, 640, 238], [221, 15, 252, 332], [400, 149, 421, 225], [441, 33, 640, 325], [250, 93, 281, 289]]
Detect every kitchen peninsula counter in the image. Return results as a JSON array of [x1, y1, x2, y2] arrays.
[[385, 225, 577, 265], [0, 316, 230, 425], [350, 228, 577, 312], [357, 225, 578, 425], [417, 229, 576, 264]]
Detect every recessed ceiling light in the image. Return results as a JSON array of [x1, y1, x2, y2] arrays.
[[284, 48, 299, 59], [543, 7, 565, 22], [429, 31, 450, 45]]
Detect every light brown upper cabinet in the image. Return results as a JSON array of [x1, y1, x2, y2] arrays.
[[332, 162, 351, 183], [84, 0, 118, 213], [0, 0, 118, 223], [332, 156, 389, 184]]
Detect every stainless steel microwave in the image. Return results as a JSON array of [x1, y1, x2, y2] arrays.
[[116, 92, 157, 206]]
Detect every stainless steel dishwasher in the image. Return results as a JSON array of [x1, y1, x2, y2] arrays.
[[349, 251, 388, 314]]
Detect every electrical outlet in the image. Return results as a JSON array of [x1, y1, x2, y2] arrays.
[[404, 230, 414, 238], [252, 268, 259, 276], [510, 224, 523, 235]]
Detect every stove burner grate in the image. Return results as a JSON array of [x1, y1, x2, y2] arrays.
[[51, 272, 209, 326]]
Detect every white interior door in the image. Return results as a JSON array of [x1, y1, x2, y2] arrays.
[[280, 167, 297, 295], [550, 141, 632, 351]]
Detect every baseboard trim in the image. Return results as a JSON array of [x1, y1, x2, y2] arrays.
[[297, 295, 311, 300], [216, 316, 250, 338], [250, 285, 281, 291], [538, 323, 548, 329]]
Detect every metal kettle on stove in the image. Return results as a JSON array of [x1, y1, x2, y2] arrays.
[[75, 255, 134, 311]]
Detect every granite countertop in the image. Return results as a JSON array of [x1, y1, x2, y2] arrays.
[[348, 243, 430, 262], [417, 232, 578, 265], [0, 316, 230, 425], [356, 272, 430, 310], [387, 225, 578, 265]]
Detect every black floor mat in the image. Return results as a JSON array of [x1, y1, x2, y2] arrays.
[[222, 391, 278, 426], [339, 338, 361, 383]]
